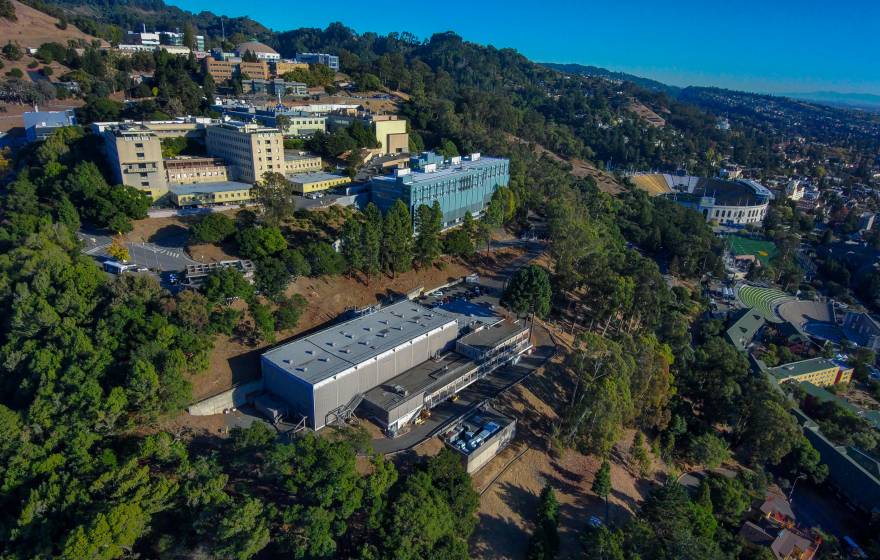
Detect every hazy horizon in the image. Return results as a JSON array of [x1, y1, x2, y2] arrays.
[[168, 0, 880, 96]]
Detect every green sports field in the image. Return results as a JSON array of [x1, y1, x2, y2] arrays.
[[727, 235, 778, 266]]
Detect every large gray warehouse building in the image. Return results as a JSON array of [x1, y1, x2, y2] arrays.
[[261, 297, 532, 434], [261, 300, 459, 430]]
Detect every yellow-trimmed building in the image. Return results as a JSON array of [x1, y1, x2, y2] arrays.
[[272, 60, 309, 77], [284, 152, 322, 174], [769, 357, 853, 388], [289, 172, 351, 194], [169, 181, 253, 207]]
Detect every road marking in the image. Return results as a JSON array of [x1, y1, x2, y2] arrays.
[[85, 243, 109, 255]]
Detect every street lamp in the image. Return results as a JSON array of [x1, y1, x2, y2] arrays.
[[788, 474, 807, 502]]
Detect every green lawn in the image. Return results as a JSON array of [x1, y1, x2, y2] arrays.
[[727, 235, 778, 267]]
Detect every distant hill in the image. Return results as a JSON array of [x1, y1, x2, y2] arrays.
[[0, 0, 102, 47], [778, 91, 880, 112], [541, 62, 680, 95]]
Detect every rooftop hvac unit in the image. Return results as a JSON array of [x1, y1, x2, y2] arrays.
[[451, 156, 462, 165], [393, 384, 408, 396], [395, 167, 411, 177], [423, 163, 437, 173], [469, 152, 481, 161]]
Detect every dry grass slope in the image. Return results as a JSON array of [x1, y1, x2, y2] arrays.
[[0, 1, 102, 48]]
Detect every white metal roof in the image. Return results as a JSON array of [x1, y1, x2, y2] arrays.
[[262, 300, 457, 385]]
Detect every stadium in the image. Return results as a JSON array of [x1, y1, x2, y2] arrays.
[[629, 173, 773, 226]]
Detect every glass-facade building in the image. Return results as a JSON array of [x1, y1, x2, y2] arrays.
[[370, 152, 510, 229]]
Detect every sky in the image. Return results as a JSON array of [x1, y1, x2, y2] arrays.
[[168, 0, 880, 95]]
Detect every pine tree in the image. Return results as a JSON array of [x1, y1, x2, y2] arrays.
[[414, 201, 443, 267], [382, 200, 413, 276], [462, 210, 476, 238], [632, 432, 652, 477], [341, 217, 364, 277], [182, 23, 196, 50], [362, 203, 383, 279], [528, 483, 560, 560], [592, 459, 612, 523]]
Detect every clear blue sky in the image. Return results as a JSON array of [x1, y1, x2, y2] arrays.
[[168, 0, 880, 95]]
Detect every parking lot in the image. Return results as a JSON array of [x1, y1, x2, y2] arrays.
[[419, 282, 502, 327], [78, 229, 198, 273]]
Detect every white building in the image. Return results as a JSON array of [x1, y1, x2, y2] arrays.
[[631, 173, 773, 226], [785, 179, 805, 201], [235, 41, 281, 61]]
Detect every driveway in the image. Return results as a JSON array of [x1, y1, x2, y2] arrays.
[[78, 230, 198, 272], [371, 321, 556, 455]]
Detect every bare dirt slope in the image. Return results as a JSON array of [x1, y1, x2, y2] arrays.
[[1, 1, 103, 48], [507, 134, 624, 195], [191, 256, 476, 400], [468, 329, 664, 559]]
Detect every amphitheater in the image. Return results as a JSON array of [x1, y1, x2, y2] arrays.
[[735, 284, 835, 334]]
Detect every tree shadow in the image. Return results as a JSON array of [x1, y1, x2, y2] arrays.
[[149, 224, 190, 247], [470, 511, 531, 560]]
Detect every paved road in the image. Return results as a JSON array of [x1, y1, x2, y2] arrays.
[[371, 325, 556, 455], [368, 237, 549, 455], [78, 231, 197, 272], [147, 203, 256, 219]]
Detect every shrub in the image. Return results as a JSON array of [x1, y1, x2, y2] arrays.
[[190, 213, 236, 244], [687, 432, 731, 468]]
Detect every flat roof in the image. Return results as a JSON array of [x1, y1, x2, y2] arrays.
[[262, 300, 457, 386], [371, 156, 508, 187], [444, 407, 514, 457], [362, 352, 476, 412], [724, 309, 766, 352], [284, 152, 320, 161], [458, 319, 528, 353], [288, 171, 349, 184], [769, 357, 842, 379], [169, 181, 252, 195]]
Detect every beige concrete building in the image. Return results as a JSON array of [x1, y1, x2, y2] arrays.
[[102, 124, 168, 200], [373, 115, 409, 155], [328, 112, 409, 155], [206, 122, 284, 184], [272, 60, 309, 77], [164, 157, 229, 184], [239, 61, 270, 80], [289, 171, 351, 194], [204, 57, 235, 81], [169, 181, 253, 207], [283, 152, 322, 174], [203, 57, 270, 82]]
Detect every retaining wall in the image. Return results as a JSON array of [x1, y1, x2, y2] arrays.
[[187, 379, 264, 416]]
